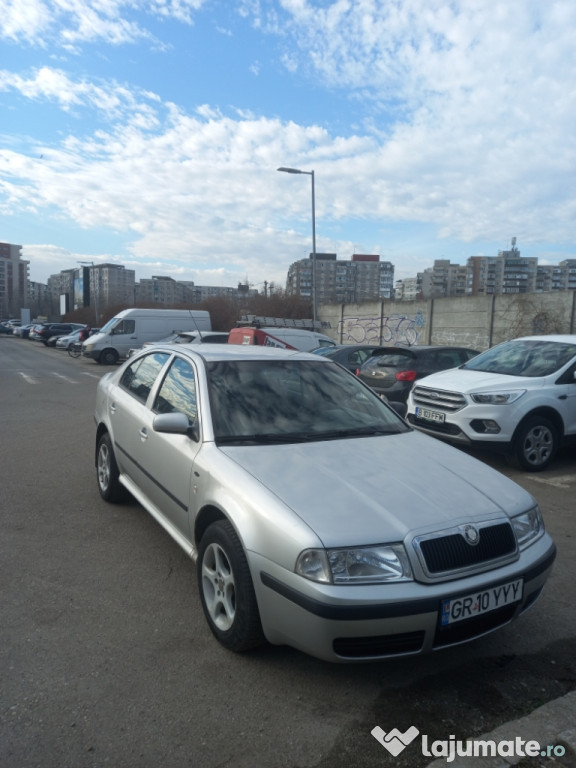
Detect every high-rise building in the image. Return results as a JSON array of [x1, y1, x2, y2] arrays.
[[0, 242, 29, 317], [286, 253, 394, 304]]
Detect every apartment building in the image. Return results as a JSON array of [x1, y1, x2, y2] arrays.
[[136, 276, 196, 305], [286, 253, 394, 304], [0, 242, 29, 317]]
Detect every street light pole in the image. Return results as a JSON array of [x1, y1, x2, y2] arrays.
[[277, 166, 317, 327]]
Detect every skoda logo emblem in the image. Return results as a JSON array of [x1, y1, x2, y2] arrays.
[[463, 525, 480, 546]]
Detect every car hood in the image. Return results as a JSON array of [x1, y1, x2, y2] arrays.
[[219, 432, 532, 547], [413, 368, 546, 392]]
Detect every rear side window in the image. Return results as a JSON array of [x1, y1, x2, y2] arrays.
[[430, 350, 462, 369], [372, 352, 414, 368], [120, 352, 170, 404]]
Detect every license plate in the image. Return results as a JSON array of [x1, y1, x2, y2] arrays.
[[415, 406, 445, 424], [441, 579, 523, 626]]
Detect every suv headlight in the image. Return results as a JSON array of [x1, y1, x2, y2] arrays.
[[470, 390, 526, 405], [296, 544, 413, 584], [512, 506, 544, 549]]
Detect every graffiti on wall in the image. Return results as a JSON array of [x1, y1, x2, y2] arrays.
[[432, 329, 490, 350], [339, 310, 426, 346]]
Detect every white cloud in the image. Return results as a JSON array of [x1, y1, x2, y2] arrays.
[[0, 0, 208, 47], [3, 1, 576, 288], [0, 66, 161, 126]]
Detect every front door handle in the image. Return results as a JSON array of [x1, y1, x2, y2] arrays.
[[139, 427, 148, 441]]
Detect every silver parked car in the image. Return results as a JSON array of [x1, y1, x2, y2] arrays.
[[94, 344, 556, 662]]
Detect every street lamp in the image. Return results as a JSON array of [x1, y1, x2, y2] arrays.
[[277, 166, 317, 327]]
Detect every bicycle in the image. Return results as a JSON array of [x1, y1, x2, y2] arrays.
[[68, 341, 83, 358]]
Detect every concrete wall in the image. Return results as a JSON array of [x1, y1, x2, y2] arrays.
[[319, 291, 576, 351]]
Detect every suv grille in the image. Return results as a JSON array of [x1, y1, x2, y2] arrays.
[[416, 522, 517, 575], [412, 386, 467, 413]]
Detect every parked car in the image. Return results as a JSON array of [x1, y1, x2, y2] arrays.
[[32, 322, 86, 345], [55, 327, 98, 350], [94, 344, 555, 662], [55, 328, 84, 350], [312, 344, 383, 372], [0, 321, 15, 334], [13, 323, 36, 338], [406, 335, 576, 471], [356, 345, 480, 403]]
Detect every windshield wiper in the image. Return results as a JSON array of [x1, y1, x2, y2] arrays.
[[216, 426, 403, 445], [311, 426, 402, 439], [216, 433, 313, 445]]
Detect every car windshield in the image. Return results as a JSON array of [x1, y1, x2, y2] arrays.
[[461, 339, 576, 377], [206, 359, 409, 444]]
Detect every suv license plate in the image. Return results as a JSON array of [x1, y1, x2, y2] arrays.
[[415, 406, 445, 424], [441, 579, 523, 626]]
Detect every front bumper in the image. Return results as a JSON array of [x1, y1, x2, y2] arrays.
[[82, 346, 100, 360], [250, 535, 556, 662]]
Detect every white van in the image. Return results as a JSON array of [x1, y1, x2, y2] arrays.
[[82, 309, 211, 364]]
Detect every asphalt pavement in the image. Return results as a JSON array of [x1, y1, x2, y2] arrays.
[[425, 691, 576, 767]]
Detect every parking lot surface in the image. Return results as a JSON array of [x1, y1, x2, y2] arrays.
[[1, 336, 575, 768]]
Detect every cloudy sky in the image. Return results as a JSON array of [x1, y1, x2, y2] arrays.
[[1, 0, 575, 293]]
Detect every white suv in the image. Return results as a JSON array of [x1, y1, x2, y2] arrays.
[[406, 335, 576, 471]]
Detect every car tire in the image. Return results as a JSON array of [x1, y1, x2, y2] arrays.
[[96, 433, 127, 502], [100, 348, 119, 365], [197, 520, 265, 652], [510, 416, 559, 472]]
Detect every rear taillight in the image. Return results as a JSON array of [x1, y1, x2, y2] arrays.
[[355, 368, 361, 376], [395, 370, 418, 382]]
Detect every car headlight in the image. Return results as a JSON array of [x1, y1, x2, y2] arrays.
[[512, 506, 544, 549], [296, 544, 413, 585], [470, 390, 526, 405]]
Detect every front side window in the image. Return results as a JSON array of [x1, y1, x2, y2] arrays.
[[112, 319, 136, 335], [153, 357, 197, 424], [120, 352, 170, 404]]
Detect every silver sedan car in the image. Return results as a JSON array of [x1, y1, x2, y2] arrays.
[[94, 344, 556, 662]]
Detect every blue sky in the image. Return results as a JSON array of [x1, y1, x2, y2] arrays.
[[1, 0, 575, 293]]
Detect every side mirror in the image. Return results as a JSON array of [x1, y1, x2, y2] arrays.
[[153, 412, 200, 442]]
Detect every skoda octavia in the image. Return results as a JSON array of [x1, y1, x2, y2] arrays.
[[94, 344, 556, 662]]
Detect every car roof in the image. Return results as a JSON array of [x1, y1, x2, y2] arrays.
[[514, 335, 576, 344], [135, 343, 324, 364]]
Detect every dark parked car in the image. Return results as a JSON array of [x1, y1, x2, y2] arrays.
[[356, 345, 480, 403], [312, 344, 383, 372], [32, 323, 85, 345]]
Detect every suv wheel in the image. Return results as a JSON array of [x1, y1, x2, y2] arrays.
[[197, 520, 264, 652], [511, 416, 558, 472]]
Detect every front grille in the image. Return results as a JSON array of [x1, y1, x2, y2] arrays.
[[412, 386, 467, 413], [333, 631, 425, 658], [417, 523, 517, 575]]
